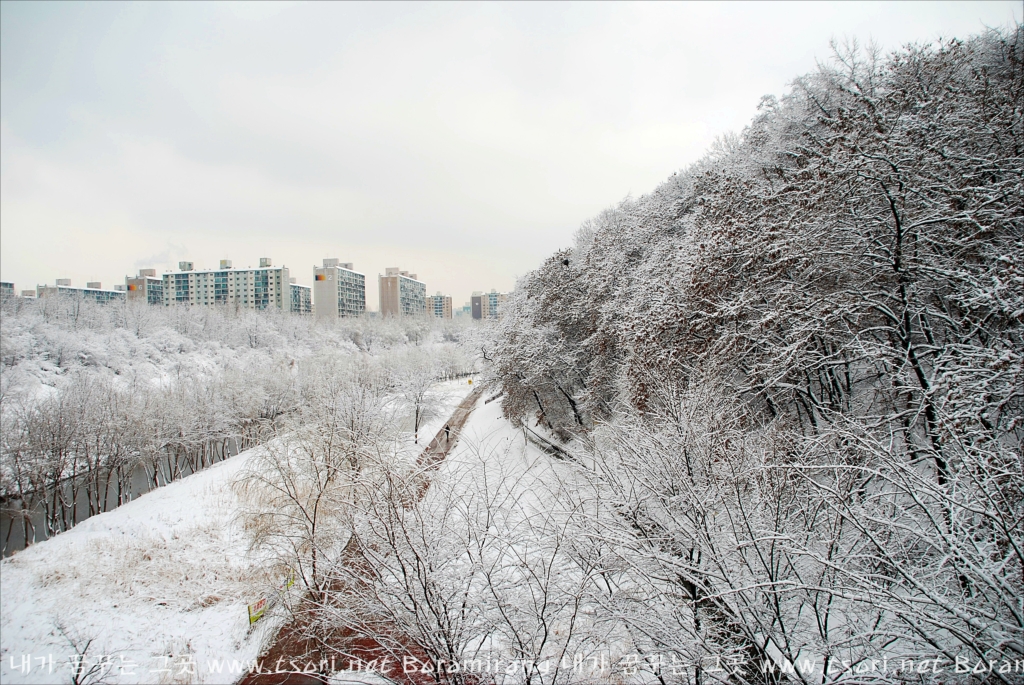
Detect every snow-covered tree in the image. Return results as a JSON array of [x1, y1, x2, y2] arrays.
[[493, 25, 1023, 683]]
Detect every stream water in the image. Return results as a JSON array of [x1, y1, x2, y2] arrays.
[[0, 438, 240, 557]]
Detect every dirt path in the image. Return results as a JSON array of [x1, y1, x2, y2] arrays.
[[239, 385, 485, 685]]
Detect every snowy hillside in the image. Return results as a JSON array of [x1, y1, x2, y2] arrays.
[[0, 378, 480, 685], [1, 446, 275, 685], [488, 27, 1024, 683]]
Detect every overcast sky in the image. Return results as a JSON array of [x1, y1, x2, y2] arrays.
[[1, 1, 1019, 308]]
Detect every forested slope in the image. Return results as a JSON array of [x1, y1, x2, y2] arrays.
[[494, 28, 1023, 681]]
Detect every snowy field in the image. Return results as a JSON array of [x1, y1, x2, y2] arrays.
[[0, 378, 479, 685]]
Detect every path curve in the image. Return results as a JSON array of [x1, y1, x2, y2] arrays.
[[239, 385, 485, 685]]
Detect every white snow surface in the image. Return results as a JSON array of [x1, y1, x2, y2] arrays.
[[443, 386, 556, 484]]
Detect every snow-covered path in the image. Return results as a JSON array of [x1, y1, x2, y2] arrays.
[[439, 387, 563, 503]]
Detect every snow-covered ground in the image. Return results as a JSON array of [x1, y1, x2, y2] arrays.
[[441, 386, 560, 494], [0, 378, 480, 685]]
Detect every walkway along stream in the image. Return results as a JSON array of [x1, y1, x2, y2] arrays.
[[240, 385, 486, 685]]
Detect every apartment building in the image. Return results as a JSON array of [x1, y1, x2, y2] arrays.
[[487, 290, 508, 318], [126, 268, 164, 305], [426, 292, 452, 319], [0, 282, 13, 299], [162, 258, 290, 310], [379, 267, 426, 318], [37, 279, 126, 304], [471, 289, 508, 320], [290, 278, 312, 315], [470, 292, 489, 319], [313, 259, 366, 320]]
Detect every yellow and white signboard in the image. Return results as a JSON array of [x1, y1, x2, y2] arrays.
[[247, 597, 268, 624], [247, 569, 296, 625]]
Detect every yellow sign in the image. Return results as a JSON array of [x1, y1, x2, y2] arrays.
[[248, 569, 296, 625], [248, 597, 267, 624]]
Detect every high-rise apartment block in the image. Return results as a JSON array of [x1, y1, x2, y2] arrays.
[[314, 259, 366, 320], [379, 267, 426, 318], [471, 289, 508, 320], [126, 269, 164, 305], [37, 279, 126, 304], [488, 290, 508, 318], [162, 258, 290, 310], [290, 278, 312, 315], [471, 292, 488, 319], [0, 282, 13, 300], [426, 292, 452, 319]]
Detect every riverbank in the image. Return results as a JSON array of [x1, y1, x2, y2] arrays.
[[0, 445, 280, 685], [0, 379, 481, 685]]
